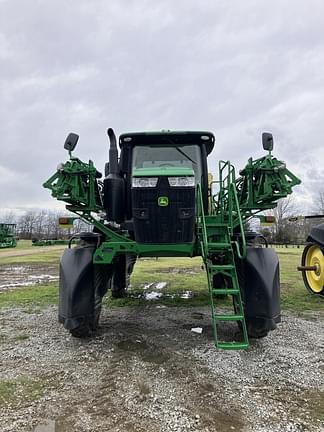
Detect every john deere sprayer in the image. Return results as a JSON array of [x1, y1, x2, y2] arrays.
[[43, 129, 300, 349], [0, 223, 17, 248]]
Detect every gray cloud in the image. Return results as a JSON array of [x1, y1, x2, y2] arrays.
[[0, 0, 323, 213]]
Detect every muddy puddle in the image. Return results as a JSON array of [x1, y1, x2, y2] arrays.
[[129, 281, 195, 301], [0, 264, 59, 291], [0, 267, 196, 303]]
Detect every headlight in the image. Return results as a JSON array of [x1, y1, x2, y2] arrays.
[[168, 176, 195, 187], [132, 177, 158, 188]]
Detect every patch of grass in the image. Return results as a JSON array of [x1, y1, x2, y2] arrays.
[[0, 248, 322, 316], [112, 257, 209, 307], [0, 283, 58, 309], [14, 334, 30, 342], [131, 258, 206, 293], [122, 252, 324, 314], [275, 247, 324, 313], [0, 250, 63, 265], [15, 240, 33, 250], [0, 376, 45, 406]]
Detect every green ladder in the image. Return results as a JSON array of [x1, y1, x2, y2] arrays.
[[204, 220, 249, 350]]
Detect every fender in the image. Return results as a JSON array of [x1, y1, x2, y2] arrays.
[[239, 247, 281, 335], [59, 245, 96, 330], [59, 239, 115, 332]]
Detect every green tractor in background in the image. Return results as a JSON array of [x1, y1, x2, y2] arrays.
[[43, 129, 300, 349], [0, 223, 17, 248]]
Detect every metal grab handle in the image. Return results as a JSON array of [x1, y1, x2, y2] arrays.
[[230, 183, 247, 259]]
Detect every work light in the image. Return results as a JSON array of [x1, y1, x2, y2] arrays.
[[168, 176, 195, 187], [132, 177, 158, 188]]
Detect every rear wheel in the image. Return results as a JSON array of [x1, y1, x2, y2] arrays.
[[111, 254, 137, 298], [212, 274, 230, 299], [301, 243, 324, 296]]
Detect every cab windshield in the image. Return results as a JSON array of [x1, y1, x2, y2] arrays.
[[132, 144, 202, 183]]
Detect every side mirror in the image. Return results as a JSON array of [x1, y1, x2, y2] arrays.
[[64, 133, 79, 152], [262, 132, 274, 151]]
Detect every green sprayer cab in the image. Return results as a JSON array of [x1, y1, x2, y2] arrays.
[[0, 223, 17, 248], [43, 129, 300, 349]]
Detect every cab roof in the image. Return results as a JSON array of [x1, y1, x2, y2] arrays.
[[119, 130, 215, 155]]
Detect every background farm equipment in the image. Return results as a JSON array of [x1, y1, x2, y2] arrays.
[[43, 129, 300, 349], [0, 223, 17, 248], [31, 217, 81, 246], [296, 216, 324, 297], [31, 238, 70, 246]]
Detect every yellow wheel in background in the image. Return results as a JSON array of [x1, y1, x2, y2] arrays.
[[301, 243, 324, 296]]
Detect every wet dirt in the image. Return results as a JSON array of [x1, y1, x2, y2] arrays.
[[0, 264, 59, 291], [128, 288, 196, 301], [0, 305, 323, 432]]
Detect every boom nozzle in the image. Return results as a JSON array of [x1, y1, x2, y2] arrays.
[[107, 128, 119, 174]]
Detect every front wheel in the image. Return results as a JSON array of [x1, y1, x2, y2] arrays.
[[70, 324, 91, 338], [234, 255, 270, 339]]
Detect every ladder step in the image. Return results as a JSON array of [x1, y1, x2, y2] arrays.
[[209, 265, 235, 271], [214, 314, 244, 321], [208, 242, 231, 249], [217, 342, 249, 350], [212, 289, 240, 295], [205, 216, 229, 228]]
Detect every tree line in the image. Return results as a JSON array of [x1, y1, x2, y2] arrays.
[[1, 195, 323, 243], [0, 209, 90, 240], [260, 196, 324, 244]]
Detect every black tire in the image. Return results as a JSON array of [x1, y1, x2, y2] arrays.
[[212, 273, 230, 299], [246, 320, 269, 339], [210, 252, 230, 299], [111, 254, 137, 298], [69, 263, 112, 338], [70, 323, 91, 338], [92, 264, 112, 328], [234, 254, 269, 339]]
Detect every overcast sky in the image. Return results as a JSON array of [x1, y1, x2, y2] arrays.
[[0, 0, 323, 215]]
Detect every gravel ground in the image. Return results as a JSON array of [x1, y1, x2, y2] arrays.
[[0, 305, 323, 432]]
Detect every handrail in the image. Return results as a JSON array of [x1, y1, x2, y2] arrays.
[[217, 160, 247, 259], [230, 183, 247, 259]]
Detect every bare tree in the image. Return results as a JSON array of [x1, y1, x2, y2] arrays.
[[269, 196, 298, 242], [314, 191, 324, 215], [13, 208, 92, 240], [0, 211, 17, 224], [18, 210, 39, 239]]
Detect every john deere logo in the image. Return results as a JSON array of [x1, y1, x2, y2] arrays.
[[158, 196, 169, 207]]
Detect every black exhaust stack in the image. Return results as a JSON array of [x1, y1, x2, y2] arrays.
[[107, 128, 119, 174], [103, 128, 125, 223]]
